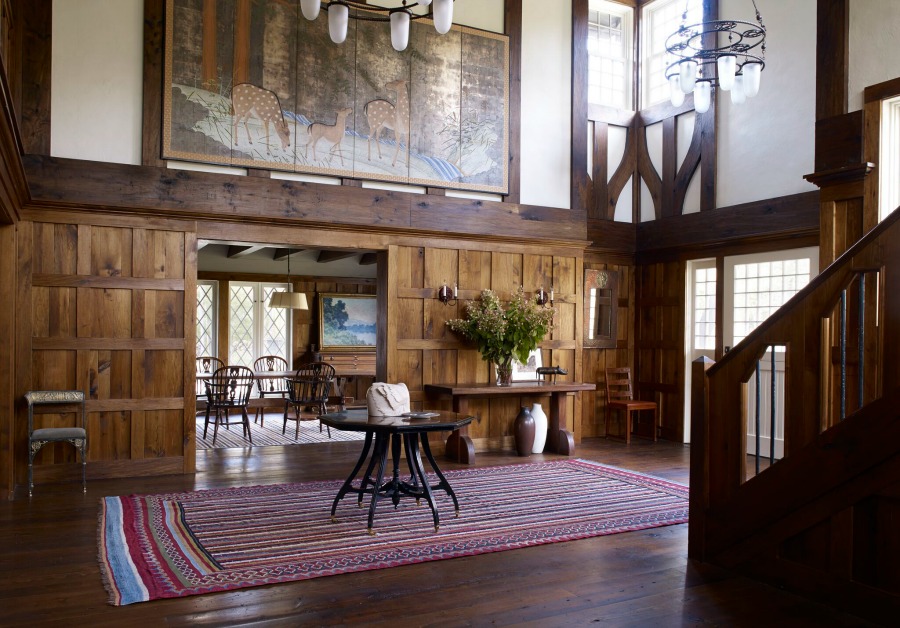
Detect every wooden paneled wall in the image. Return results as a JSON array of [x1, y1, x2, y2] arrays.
[[386, 243, 585, 452], [15, 212, 196, 487], [581, 258, 635, 438]]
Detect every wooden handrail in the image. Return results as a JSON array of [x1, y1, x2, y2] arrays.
[[691, 207, 900, 561]]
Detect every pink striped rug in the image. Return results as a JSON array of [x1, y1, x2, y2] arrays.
[[98, 459, 688, 605]]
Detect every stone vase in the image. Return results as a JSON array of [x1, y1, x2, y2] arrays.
[[514, 405, 535, 456], [530, 403, 548, 453]]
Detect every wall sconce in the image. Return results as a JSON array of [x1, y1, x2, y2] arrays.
[[535, 285, 554, 307], [437, 283, 458, 306]]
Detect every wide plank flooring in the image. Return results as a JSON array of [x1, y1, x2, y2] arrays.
[[0, 438, 876, 627]]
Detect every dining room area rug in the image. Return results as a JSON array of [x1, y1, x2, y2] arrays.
[[195, 413, 365, 449], [97, 459, 688, 605]]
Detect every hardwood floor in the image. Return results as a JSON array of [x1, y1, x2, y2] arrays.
[[1, 438, 877, 627]]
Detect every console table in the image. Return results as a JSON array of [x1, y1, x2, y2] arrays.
[[424, 381, 596, 464]]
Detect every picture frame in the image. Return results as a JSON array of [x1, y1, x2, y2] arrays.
[[318, 293, 377, 351], [511, 349, 543, 382]]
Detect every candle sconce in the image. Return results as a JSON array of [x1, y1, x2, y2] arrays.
[[437, 283, 458, 306], [535, 286, 554, 307]]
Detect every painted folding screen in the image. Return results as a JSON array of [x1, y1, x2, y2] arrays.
[[163, 0, 510, 194]]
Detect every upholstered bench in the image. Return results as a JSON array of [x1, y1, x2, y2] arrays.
[[25, 390, 87, 497]]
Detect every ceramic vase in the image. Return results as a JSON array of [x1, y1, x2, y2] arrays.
[[514, 405, 535, 456], [530, 403, 548, 453]]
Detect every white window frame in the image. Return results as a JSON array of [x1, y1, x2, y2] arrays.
[[879, 95, 900, 222], [641, 0, 703, 109], [588, 0, 634, 111], [228, 281, 291, 368]]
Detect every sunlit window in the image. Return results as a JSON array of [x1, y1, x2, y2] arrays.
[[880, 95, 900, 221], [641, 0, 703, 108], [693, 267, 716, 350], [588, 1, 633, 110], [228, 282, 290, 367], [732, 258, 812, 346]]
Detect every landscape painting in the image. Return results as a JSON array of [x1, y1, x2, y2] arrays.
[[163, 0, 509, 194], [319, 294, 377, 351]]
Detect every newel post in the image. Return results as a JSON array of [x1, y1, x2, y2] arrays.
[[688, 356, 715, 561]]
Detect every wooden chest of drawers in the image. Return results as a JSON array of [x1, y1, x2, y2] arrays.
[[315, 352, 376, 377]]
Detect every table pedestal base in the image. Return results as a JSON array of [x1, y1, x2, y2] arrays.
[[330, 432, 459, 535]]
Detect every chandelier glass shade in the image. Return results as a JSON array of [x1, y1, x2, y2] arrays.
[[299, 0, 454, 52], [665, 0, 766, 114]]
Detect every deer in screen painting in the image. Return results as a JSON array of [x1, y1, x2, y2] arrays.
[[365, 79, 409, 167], [231, 83, 291, 153], [305, 107, 353, 167]]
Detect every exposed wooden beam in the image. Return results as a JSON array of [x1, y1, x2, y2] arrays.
[[273, 247, 302, 261], [227, 244, 265, 258], [358, 253, 377, 265], [317, 250, 357, 264]]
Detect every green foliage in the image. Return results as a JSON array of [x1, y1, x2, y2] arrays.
[[324, 299, 349, 330], [446, 287, 554, 367]]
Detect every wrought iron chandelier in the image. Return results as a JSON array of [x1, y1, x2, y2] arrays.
[[665, 0, 766, 114], [299, 0, 455, 52]]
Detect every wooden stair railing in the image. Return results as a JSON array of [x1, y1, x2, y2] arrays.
[[689, 208, 900, 617]]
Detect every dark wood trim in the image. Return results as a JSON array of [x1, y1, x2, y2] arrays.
[[199, 270, 376, 284], [23, 155, 589, 245], [586, 218, 636, 258], [863, 76, 900, 104], [636, 191, 821, 262], [504, 0, 522, 204], [0, 49, 26, 224], [18, 0, 50, 155], [141, 0, 165, 168], [607, 126, 636, 220], [636, 124, 660, 219], [815, 0, 849, 120], [661, 117, 675, 218], [591, 121, 608, 220], [571, 0, 590, 213], [803, 163, 874, 188]]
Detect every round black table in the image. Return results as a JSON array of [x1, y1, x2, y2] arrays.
[[319, 409, 475, 535]]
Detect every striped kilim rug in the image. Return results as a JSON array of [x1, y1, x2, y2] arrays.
[[98, 459, 688, 605], [195, 414, 365, 449]]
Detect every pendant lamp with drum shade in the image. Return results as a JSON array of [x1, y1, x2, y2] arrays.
[[269, 250, 309, 310]]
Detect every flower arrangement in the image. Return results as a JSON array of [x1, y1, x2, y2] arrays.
[[446, 287, 554, 385]]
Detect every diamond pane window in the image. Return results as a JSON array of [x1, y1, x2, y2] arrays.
[[196, 281, 217, 357], [227, 282, 291, 368], [229, 284, 256, 367]]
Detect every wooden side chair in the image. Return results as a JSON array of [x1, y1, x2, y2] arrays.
[[203, 366, 255, 445], [252, 355, 289, 426], [196, 356, 225, 401], [26, 390, 87, 497], [604, 367, 658, 444], [283, 362, 336, 439]]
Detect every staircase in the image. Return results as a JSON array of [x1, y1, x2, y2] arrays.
[[690, 208, 900, 620]]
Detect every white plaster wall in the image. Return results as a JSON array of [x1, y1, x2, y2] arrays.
[[716, 0, 817, 208], [520, 0, 572, 209], [849, 0, 900, 112], [51, 0, 144, 165]]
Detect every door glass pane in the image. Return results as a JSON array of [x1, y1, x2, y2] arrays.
[[262, 285, 288, 360]]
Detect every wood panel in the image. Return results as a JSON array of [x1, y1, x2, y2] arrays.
[[815, 0, 849, 121], [13, 218, 193, 488], [17, 0, 50, 155], [635, 260, 685, 442], [394, 243, 587, 454], [24, 155, 588, 245]]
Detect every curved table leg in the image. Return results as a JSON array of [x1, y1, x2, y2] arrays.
[[330, 431, 373, 521], [366, 435, 390, 535], [421, 435, 460, 516], [408, 434, 439, 532]]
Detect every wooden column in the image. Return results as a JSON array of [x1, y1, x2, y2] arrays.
[[233, 0, 250, 87], [201, 0, 218, 92]]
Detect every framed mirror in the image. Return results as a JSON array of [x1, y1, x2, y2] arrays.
[[583, 269, 618, 348]]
